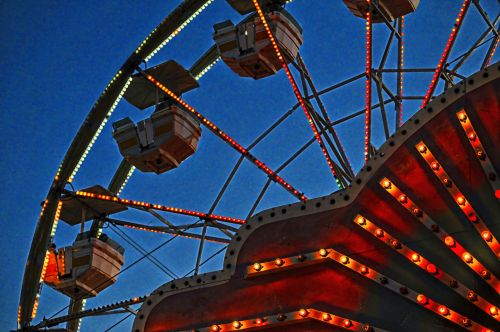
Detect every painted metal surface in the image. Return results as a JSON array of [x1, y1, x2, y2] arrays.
[[133, 64, 500, 332]]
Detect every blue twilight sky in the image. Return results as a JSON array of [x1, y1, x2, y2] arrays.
[[0, 1, 498, 331]]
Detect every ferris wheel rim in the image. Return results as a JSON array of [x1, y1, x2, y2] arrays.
[[19, 0, 500, 330]]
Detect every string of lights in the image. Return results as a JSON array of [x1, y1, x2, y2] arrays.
[[251, 0, 343, 189]]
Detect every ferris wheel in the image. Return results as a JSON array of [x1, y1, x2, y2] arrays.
[[17, 0, 500, 331]]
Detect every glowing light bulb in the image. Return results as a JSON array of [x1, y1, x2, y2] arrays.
[[444, 236, 455, 247], [382, 180, 392, 189], [418, 144, 427, 153], [438, 306, 449, 316], [356, 216, 366, 225], [275, 258, 285, 267], [253, 263, 262, 271], [322, 313, 331, 321], [319, 249, 329, 257], [232, 321, 242, 329], [299, 309, 309, 317], [411, 253, 420, 262], [426, 264, 438, 274], [375, 229, 384, 237], [456, 196, 466, 206], [340, 256, 350, 264], [417, 294, 428, 305], [462, 252, 473, 264], [399, 195, 407, 204], [482, 231, 492, 242]]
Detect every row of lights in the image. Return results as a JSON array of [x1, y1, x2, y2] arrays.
[[74, 299, 87, 332], [18, 200, 48, 323], [364, 0, 373, 163], [75, 191, 245, 224], [485, 36, 499, 67], [189, 308, 381, 332], [68, 76, 133, 183], [120, 222, 227, 244], [380, 178, 500, 293], [251, 0, 343, 189], [396, 16, 405, 128], [141, 0, 215, 62], [41, 296, 144, 327], [354, 214, 499, 321], [194, 57, 220, 81], [456, 111, 499, 194], [247, 246, 487, 331], [32, 200, 64, 320], [144, 74, 307, 201], [421, 0, 471, 108], [116, 165, 136, 197], [416, 141, 500, 258]]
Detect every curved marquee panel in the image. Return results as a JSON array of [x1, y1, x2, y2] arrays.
[[133, 63, 500, 332]]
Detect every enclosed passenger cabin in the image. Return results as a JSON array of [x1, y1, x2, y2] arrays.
[[43, 232, 125, 299], [112, 103, 202, 174], [213, 9, 303, 79], [343, 0, 420, 22], [115, 60, 202, 174], [60, 185, 127, 226], [123, 60, 199, 110]]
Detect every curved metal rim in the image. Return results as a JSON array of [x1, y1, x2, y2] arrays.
[[18, 0, 213, 328]]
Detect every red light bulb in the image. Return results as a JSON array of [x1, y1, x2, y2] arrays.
[[438, 306, 449, 316], [463, 252, 473, 264], [274, 258, 284, 267], [482, 231, 492, 242], [417, 294, 428, 305], [444, 236, 455, 247]]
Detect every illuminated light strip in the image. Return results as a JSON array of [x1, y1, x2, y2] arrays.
[[456, 111, 500, 194], [365, 0, 373, 163], [137, 0, 215, 62], [416, 141, 500, 257], [181, 308, 388, 332], [34, 296, 145, 329], [421, 0, 471, 109], [17, 199, 48, 324], [354, 214, 500, 321], [116, 165, 136, 197], [380, 178, 500, 292], [120, 223, 228, 244], [74, 191, 246, 224], [247, 249, 488, 331], [251, 0, 342, 188], [397, 16, 405, 128], [144, 74, 307, 201], [33, 200, 63, 320], [75, 299, 86, 332], [195, 56, 220, 81], [68, 76, 133, 183], [485, 36, 499, 67]]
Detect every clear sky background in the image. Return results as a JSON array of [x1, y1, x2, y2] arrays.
[[0, 1, 498, 331]]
